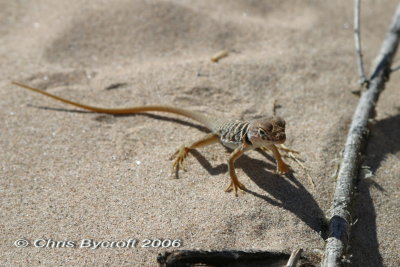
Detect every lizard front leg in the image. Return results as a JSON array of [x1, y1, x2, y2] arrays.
[[225, 147, 246, 196], [264, 144, 289, 174], [171, 133, 220, 172]]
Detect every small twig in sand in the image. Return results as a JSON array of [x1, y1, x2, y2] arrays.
[[272, 99, 278, 116], [263, 144, 316, 191], [354, 0, 369, 87], [281, 147, 316, 191], [211, 50, 229, 62], [286, 248, 303, 267], [330, 159, 341, 179], [391, 64, 400, 72], [272, 99, 282, 116], [277, 144, 300, 154]]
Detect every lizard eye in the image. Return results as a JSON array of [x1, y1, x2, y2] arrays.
[[263, 123, 273, 132], [258, 128, 267, 136]]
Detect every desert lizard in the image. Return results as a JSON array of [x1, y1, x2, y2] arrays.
[[12, 81, 290, 196]]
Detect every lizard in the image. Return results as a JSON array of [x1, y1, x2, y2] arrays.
[[12, 81, 290, 196]]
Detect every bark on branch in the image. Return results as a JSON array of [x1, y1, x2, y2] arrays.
[[322, 4, 400, 267]]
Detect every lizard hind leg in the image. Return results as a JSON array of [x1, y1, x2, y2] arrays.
[[170, 133, 220, 173]]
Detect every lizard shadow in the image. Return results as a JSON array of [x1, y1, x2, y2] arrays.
[[191, 146, 327, 239], [189, 150, 228, 175], [31, 105, 92, 114], [189, 146, 280, 177], [237, 151, 328, 239], [33, 105, 210, 133]]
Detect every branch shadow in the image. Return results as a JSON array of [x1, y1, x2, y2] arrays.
[[366, 113, 400, 173], [348, 113, 400, 267], [350, 179, 384, 267]]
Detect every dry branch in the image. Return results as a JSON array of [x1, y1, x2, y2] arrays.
[[322, 4, 400, 267], [354, 0, 368, 86], [286, 248, 303, 267]]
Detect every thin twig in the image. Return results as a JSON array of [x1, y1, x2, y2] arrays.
[[277, 144, 300, 154], [286, 248, 303, 267], [354, 0, 369, 87], [277, 144, 315, 192], [264, 145, 316, 191], [322, 4, 400, 267], [391, 64, 400, 72], [211, 50, 229, 62], [278, 144, 315, 191], [286, 152, 316, 191]]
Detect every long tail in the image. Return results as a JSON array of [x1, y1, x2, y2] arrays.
[[12, 81, 214, 129]]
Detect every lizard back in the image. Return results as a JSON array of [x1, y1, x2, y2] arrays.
[[216, 120, 250, 149]]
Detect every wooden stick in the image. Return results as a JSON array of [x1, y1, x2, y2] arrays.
[[322, 4, 400, 267], [391, 64, 400, 72], [354, 0, 368, 86], [286, 248, 303, 267], [211, 50, 229, 62]]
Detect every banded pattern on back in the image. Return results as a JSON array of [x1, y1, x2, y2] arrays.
[[217, 120, 250, 149]]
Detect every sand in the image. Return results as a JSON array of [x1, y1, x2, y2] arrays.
[[1, 1, 399, 266]]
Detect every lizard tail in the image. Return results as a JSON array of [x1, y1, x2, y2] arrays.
[[12, 81, 214, 128]]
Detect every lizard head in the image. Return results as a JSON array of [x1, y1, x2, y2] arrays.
[[247, 117, 286, 147]]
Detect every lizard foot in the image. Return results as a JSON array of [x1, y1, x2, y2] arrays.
[[171, 146, 190, 172], [276, 162, 290, 174], [225, 181, 246, 197]]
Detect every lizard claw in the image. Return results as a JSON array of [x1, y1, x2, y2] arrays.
[[172, 159, 187, 172], [276, 162, 290, 174], [171, 146, 190, 172], [225, 181, 246, 197]]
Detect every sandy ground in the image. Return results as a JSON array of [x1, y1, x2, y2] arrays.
[[1, 1, 399, 266]]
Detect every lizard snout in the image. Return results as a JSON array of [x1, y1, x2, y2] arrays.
[[275, 132, 286, 143]]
